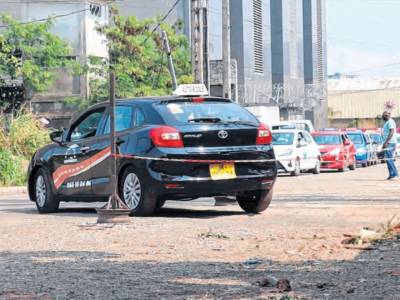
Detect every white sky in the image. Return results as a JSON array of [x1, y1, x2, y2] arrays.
[[327, 0, 400, 78]]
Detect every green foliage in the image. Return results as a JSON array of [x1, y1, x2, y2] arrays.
[[7, 112, 50, 159], [74, 12, 192, 109], [0, 148, 26, 186], [0, 14, 82, 107]]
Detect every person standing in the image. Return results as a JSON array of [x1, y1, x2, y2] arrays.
[[382, 111, 398, 180]]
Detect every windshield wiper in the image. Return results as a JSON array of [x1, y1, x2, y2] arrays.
[[188, 117, 222, 123]]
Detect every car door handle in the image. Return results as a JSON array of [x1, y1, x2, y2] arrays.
[[81, 146, 90, 152], [116, 138, 125, 146]]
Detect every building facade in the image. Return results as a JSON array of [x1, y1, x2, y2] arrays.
[[0, 0, 109, 127]]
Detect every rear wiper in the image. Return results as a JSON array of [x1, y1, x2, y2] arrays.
[[188, 117, 222, 123]]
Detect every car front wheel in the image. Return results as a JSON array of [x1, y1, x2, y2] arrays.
[[33, 169, 59, 213], [119, 166, 157, 216], [237, 189, 273, 213]]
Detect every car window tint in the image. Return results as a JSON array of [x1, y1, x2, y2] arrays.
[[104, 106, 133, 134], [154, 100, 258, 125], [135, 108, 145, 126], [70, 110, 104, 142]]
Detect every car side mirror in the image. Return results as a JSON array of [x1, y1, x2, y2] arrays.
[[50, 130, 64, 145], [344, 140, 351, 146]]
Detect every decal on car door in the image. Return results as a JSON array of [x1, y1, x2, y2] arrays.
[[52, 146, 111, 189]]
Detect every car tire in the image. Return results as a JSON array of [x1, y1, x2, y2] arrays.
[[237, 189, 273, 213], [33, 168, 59, 213], [156, 199, 166, 210], [312, 159, 321, 174], [362, 162, 368, 168], [349, 163, 356, 171], [291, 159, 301, 176], [119, 166, 157, 216]]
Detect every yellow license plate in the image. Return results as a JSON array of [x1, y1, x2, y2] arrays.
[[209, 163, 236, 180]]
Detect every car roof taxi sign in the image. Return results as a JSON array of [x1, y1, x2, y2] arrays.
[[173, 84, 209, 96]]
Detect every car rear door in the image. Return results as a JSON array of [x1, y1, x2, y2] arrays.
[[51, 107, 106, 196], [90, 105, 145, 196]]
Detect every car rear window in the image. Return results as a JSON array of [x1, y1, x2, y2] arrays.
[[370, 133, 382, 144], [347, 133, 363, 145], [272, 132, 294, 145], [313, 134, 341, 145], [154, 100, 259, 126]]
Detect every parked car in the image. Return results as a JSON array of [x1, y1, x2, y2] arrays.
[[272, 129, 321, 176], [271, 120, 315, 133], [312, 130, 356, 172], [27, 87, 277, 216], [364, 130, 383, 164], [345, 129, 372, 167]]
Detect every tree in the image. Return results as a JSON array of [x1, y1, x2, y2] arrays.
[[0, 15, 82, 111], [72, 11, 192, 109]]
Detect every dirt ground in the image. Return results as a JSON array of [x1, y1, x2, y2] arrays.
[[0, 164, 399, 299]]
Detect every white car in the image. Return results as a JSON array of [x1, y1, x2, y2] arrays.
[[272, 129, 321, 176]]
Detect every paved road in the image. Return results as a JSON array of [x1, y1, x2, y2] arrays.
[[0, 163, 399, 299]]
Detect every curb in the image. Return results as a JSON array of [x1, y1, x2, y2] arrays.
[[0, 186, 27, 196]]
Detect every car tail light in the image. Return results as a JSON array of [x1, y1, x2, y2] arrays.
[[256, 123, 272, 145], [192, 97, 205, 103], [150, 126, 183, 148]]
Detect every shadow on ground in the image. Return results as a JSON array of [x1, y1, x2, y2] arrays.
[[0, 237, 399, 299]]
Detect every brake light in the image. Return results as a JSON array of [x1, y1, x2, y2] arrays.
[[192, 97, 205, 103], [256, 123, 272, 145], [150, 126, 183, 148]]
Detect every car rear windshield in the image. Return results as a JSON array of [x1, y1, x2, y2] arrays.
[[370, 133, 382, 144], [272, 132, 294, 145], [313, 134, 341, 145], [154, 100, 259, 126], [347, 133, 363, 145]]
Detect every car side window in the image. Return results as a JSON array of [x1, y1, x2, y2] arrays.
[[298, 132, 307, 144], [104, 106, 134, 134], [134, 108, 145, 126], [69, 110, 104, 142], [303, 132, 313, 144]]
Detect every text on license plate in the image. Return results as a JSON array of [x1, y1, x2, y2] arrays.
[[209, 163, 236, 180]]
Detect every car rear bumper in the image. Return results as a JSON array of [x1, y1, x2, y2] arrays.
[[145, 145, 277, 199], [148, 175, 276, 200]]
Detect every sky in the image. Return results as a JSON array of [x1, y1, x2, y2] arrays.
[[327, 0, 400, 78]]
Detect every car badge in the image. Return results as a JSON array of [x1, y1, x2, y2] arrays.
[[218, 130, 229, 139]]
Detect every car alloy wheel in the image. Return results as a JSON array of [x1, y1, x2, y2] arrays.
[[123, 173, 142, 210], [35, 175, 46, 208]]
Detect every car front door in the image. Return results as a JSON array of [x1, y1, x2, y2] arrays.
[[303, 131, 319, 168], [51, 107, 106, 196]]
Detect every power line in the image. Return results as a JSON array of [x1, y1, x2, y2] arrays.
[[141, 0, 182, 46]]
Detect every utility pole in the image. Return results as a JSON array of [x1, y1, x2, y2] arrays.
[[162, 30, 178, 90], [191, 0, 209, 88], [222, 0, 231, 99]]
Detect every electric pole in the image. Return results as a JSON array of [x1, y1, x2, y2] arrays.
[[222, 0, 231, 99], [162, 30, 178, 90], [191, 0, 209, 88]]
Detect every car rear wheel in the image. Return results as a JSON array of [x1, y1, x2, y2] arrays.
[[119, 166, 157, 216], [291, 159, 301, 176], [349, 162, 356, 170], [237, 189, 273, 213], [312, 159, 321, 174], [33, 169, 59, 213]]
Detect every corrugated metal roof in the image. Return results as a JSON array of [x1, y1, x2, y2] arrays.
[[328, 78, 400, 92]]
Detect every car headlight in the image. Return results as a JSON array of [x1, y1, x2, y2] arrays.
[[329, 148, 341, 156], [280, 149, 293, 156], [356, 148, 366, 154]]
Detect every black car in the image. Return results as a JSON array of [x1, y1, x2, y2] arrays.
[[28, 96, 277, 216]]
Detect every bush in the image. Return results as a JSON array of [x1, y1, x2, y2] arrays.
[[8, 112, 50, 159], [0, 149, 26, 186]]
